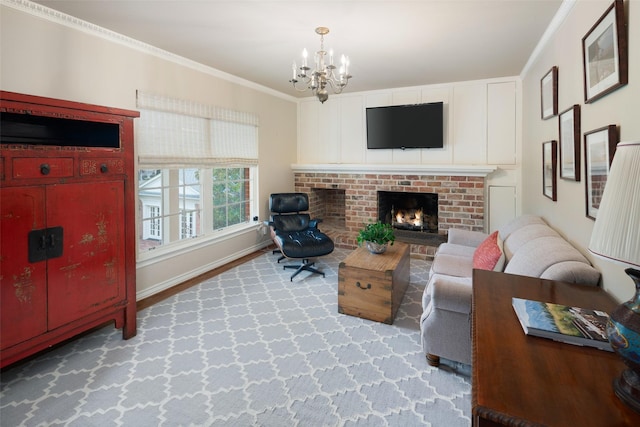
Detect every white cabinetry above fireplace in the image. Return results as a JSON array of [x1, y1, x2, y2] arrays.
[[297, 77, 518, 169]]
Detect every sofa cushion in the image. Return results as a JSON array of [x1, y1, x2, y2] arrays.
[[502, 223, 560, 260], [504, 236, 591, 278], [473, 231, 505, 271], [498, 214, 546, 241], [431, 253, 474, 278]]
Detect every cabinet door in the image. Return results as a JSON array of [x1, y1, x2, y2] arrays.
[[46, 181, 126, 329], [1, 187, 48, 349]]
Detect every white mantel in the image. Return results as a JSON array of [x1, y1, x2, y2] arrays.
[[291, 163, 497, 177]]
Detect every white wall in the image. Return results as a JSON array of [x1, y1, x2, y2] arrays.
[[0, 4, 298, 298], [297, 77, 522, 232], [521, 0, 640, 302]]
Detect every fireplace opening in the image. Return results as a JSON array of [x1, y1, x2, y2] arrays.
[[309, 188, 345, 229], [378, 191, 438, 234]]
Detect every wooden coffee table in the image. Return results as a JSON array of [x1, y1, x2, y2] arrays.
[[472, 269, 640, 426], [338, 242, 410, 324]]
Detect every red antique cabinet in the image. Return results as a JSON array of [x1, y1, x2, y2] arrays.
[[0, 91, 139, 368]]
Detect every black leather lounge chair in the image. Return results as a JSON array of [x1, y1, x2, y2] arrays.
[[269, 193, 335, 281]]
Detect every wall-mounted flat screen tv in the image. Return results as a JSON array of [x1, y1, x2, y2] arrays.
[[366, 102, 443, 149]]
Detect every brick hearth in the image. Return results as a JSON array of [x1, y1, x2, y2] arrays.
[[294, 172, 486, 258]]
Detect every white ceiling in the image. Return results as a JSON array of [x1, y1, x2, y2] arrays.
[[32, 0, 564, 98]]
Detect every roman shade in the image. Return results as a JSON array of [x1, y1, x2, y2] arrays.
[[136, 91, 258, 168]]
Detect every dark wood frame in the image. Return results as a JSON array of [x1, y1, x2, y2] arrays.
[[558, 104, 581, 181], [582, 0, 628, 103], [542, 140, 557, 201], [541, 66, 558, 119], [584, 125, 618, 219]]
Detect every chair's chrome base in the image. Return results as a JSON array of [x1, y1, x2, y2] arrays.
[[281, 258, 325, 281]]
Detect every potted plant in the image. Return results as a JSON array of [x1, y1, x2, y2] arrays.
[[357, 221, 395, 254]]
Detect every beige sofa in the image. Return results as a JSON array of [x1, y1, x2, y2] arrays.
[[420, 215, 601, 367]]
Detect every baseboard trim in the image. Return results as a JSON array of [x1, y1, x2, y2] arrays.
[[136, 243, 273, 309]]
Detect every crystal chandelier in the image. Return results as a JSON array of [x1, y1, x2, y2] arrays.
[[290, 27, 352, 103]]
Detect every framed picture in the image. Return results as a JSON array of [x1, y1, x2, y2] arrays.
[[582, 0, 628, 103], [584, 125, 618, 219], [541, 66, 558, 119], [558, 105, 581, 181], [543, 141, 557, 201]]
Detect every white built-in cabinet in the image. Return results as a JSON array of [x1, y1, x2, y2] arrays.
[[297, 78, 517, 167], [296, 78, 520, 229], [488, 82, 517, 165], [452, 83, 487, 164]]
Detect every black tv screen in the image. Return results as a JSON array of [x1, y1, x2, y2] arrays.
[[366, 102, 443, 149]]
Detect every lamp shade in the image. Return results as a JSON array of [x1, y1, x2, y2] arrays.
[[588, 141, 640, 267]]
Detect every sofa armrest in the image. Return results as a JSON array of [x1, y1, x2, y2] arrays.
[[447, 228, 488, 248], [429, 274, 473, 313]]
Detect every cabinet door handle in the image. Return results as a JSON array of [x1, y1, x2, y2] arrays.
[[100, 164, 108, 173], [40, 164, 50, 175], [29, 230, 49, 263], [47, 227, 64, 259], [28, 227, 64, 262]]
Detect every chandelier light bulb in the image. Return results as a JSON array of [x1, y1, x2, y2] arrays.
[[289, 27, 352, 103]]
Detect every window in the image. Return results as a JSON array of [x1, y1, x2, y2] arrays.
[[212, 167, 251, 230], [138, 166, 255, 252], [136, 92, 258, 256], [180, 210, 196, 239], [147, 205, 161, 239]]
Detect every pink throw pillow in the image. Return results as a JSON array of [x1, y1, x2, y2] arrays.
[[473, 231, 505, 271]]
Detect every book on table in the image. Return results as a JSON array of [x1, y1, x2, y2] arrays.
[[511, 297, 613, 351]]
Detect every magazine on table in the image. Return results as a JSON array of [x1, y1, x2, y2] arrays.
[[511, 297, 613, 352]]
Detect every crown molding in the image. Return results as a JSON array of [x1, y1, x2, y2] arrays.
[[521, 0, 577, 77], [1, 0, 297, 103]]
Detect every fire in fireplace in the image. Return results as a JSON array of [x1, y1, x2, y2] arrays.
[[378, 191, 438, 234], [393, 206, 425, 230]]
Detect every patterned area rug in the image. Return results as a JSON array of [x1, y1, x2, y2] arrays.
[[1, 248, 471, 426]]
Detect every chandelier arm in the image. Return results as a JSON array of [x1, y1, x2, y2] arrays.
[[289, 26, 351, 102], [324, 78, 348, 94]]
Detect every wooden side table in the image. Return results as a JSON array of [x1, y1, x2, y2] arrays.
[[338, 242, 410, 324], [472, 269, 640, 426]]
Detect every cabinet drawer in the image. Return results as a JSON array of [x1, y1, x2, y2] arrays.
[[13, 157, 74, 179], [80, 158, 125, 176]]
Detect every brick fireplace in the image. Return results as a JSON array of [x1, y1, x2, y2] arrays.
[[293, 165, 492, 258]]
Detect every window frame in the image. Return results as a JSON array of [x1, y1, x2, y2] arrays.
[[137, 165, 258, 261]]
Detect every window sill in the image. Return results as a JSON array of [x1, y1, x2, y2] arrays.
[[137, 222, 261, 268]]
